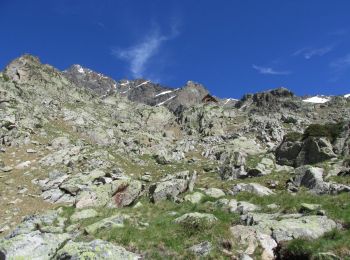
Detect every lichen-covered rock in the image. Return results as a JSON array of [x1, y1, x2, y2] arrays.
[[0, 231, 70, 260], [235, 201, 261, 214], [184, 192, 204, 204], [188, 241, 212, 257], [149, 171, 196, 203], [271, 215, 337, 242], [55, 239, 141, 259], [230, 183, 275, 197], [204, 188, 226, 198], [108, 180, 143, 208], [174, 212, 218, 227]]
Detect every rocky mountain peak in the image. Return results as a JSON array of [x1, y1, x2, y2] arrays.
[[236, 87, 298, 112], [3, 54, 61, 85], [63, 64, 117, 96]]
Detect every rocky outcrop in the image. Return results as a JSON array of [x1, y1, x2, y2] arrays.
[[236, 87, 300, 113], [63, 64, 118, 96], [276, 136, 337, 167], [231, 212, 338, 259], [287, 166, 350, 194]]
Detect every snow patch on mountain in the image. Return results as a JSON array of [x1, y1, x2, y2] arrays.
[[156, 95, 177, 106], [224, 98, 238, 105], [155, 90, 174, 97], [303, 96, 330, 104]]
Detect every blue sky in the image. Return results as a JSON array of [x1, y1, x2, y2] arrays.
[[1, 0, 350, 98]]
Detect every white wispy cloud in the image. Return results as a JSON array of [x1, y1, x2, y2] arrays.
[[112, 24, 179, 78], [329, 53, 350, 81], [293, 45, 334, 59], [252, 64, 291, 75]]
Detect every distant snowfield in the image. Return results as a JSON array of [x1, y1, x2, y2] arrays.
[[302, 96, 330, 104], [345, 94, 350, 98]]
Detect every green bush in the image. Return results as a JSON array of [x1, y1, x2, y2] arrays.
[[303, 122, 345, 142]]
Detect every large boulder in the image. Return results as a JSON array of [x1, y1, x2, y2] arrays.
[[149, 171, 196, 203], [231, 212, 338, 259], [276, 136, 336, 167], [75, 179, 142, 209]]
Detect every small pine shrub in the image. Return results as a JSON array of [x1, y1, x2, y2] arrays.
[[303, 122, 345, 142], [284, 132, 303, 142]]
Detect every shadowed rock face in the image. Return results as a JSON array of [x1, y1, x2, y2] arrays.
[[63, 64, 212, 112], [236, 87, 300, 113], [115, 79, 175, 106], [166, 81, 210, 112], [63, 65, 118, 96]]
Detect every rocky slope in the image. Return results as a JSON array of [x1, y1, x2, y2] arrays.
[[1, 54, 350, 259]]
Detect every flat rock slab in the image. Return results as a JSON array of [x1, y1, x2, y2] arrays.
[[55, 239, 141, 259]]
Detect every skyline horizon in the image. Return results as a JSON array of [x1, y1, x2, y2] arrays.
[[2, 1, 350, 98], [1, 53, 349, 100]]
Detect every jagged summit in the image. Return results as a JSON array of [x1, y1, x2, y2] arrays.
[[3, 54, 64, 85], [63, 64, 117, 96], [3, 54, 349, 111]]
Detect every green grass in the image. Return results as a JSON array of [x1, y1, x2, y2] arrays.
[[60, 199, 239, 259], [246, 154, 264, 168], [279, 229, 350, 259]]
